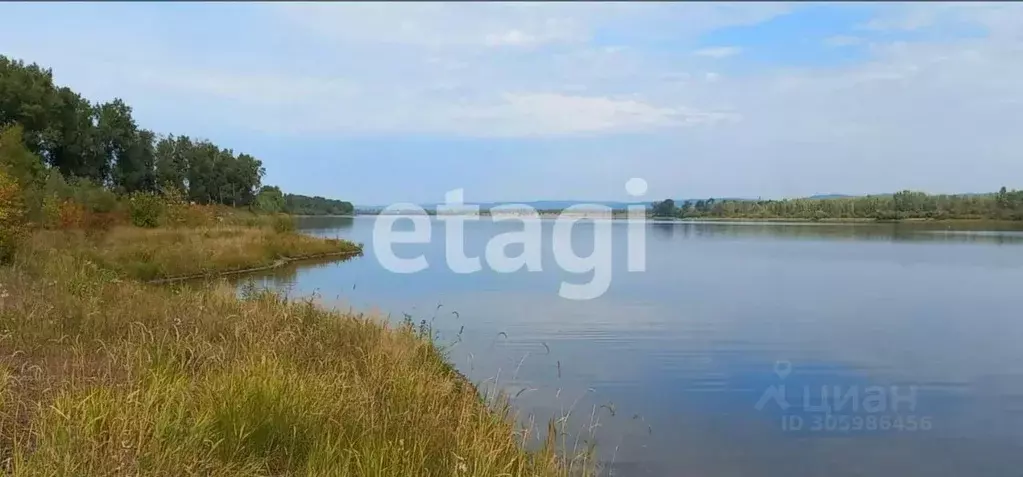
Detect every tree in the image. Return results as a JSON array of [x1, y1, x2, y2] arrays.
[[283, 194, 354, 215], [224, 152, 264, 206], [0, 56, 60, 158], [997, 186, 1010, 210], [186, 140, 219, 204], [0, 53, 353, 214], [97, 99, 139, 190], [154, 134, 189, 193], [651, 199, 677, 218], [255, 185, 286, 213], [116, 129, 157, 193], [48, 88, 105, 181], [0, 125, 45, 187], [679, 200, 694, 218], [182, 143, 264, 206]]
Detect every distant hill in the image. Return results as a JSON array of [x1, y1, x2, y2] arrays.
[[357, 200, 652, 211], [807, 194, 855, 200], [356, 192, 993, 213], [358, 197, 810, 212], [474, 200, 648, 211]]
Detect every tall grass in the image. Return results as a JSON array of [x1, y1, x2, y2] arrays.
[[26, 226, 362, 282], [0, 229, 594, 476]]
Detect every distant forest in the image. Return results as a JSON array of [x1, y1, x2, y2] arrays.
[[254, 186, 354, 216], [0, 55, 351, 215], [651, 189, 1023, 221]]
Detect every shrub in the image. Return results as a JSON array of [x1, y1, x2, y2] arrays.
[[160, 186, 188, 225], [162, 187, 215, 228], [0, 125, 45, 188], [271, 215, 296, 233], [71, 178, 119, 213], [57, 200, 86, 229], [41, 193, 61, 228], [128, 191, 166, 228], [874, 210, 904, 221], [0, 170, 27, 264], [83, 210, 125, 234]]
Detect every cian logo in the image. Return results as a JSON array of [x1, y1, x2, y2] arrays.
[[755, 361, 934, 434]]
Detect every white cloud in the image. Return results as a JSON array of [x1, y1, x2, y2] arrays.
[[276, 3, 790, 50], [275, 3, 589, 49], [250, 92, 739, 138], [111, 2, 1022, 154], [858, 3, 1023, 36], [454, 93, 738, 136], [693, 46, 743, 58]]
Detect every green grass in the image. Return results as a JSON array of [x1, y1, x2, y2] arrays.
[[0, 227, 594, 476]]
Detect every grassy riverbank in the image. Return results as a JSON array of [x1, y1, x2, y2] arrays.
[[32, 225, 363, 282], [0, 226, 591, 476]]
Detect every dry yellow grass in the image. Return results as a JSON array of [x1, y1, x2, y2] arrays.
[[0, 227, 595, 476], [29, 225, 362, 281]]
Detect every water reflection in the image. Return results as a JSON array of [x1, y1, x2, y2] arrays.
[[648, 220, 1023, 244], [234, 254, 356, 293], [293, 215, 357, 236], [235, 217, 1023, 476]]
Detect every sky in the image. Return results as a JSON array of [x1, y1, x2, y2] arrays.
[[1, 2, 1021, 205]]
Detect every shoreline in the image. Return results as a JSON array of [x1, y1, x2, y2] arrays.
[[353, 212, 1023, 226], [145, 249, 363, 285], [661, 217, 1023, 225], [2, 224, 587, 475]]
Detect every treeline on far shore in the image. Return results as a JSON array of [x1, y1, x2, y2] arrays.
[[650, 189, 1023, 221], [0, 55, 351, 217]]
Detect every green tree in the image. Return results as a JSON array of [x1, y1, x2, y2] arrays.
[[651, 199, 677, 218], [283, 194, 354, 215], [155, 134, 189, 193], [997, 186, 1010, 210], [0, 125, 45, 187], [117, 129, 157, 193], [49, 88, 105, 181], [97, 99, 140, 190], [255, 185, 286, 213], [231, 153, 264, 206], [0, 56, 60, 158], [679, 200, 694, 218], [1, 53, 353, 216], [186, 140, 219, 204]]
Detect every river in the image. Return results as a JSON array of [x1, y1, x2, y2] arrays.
[[238, 216, 1023, 476]]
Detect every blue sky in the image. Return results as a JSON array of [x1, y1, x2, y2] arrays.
[[1, 2, 1021, 205]]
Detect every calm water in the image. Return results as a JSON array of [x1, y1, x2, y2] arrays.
[[240, 216, 1023, 476]]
